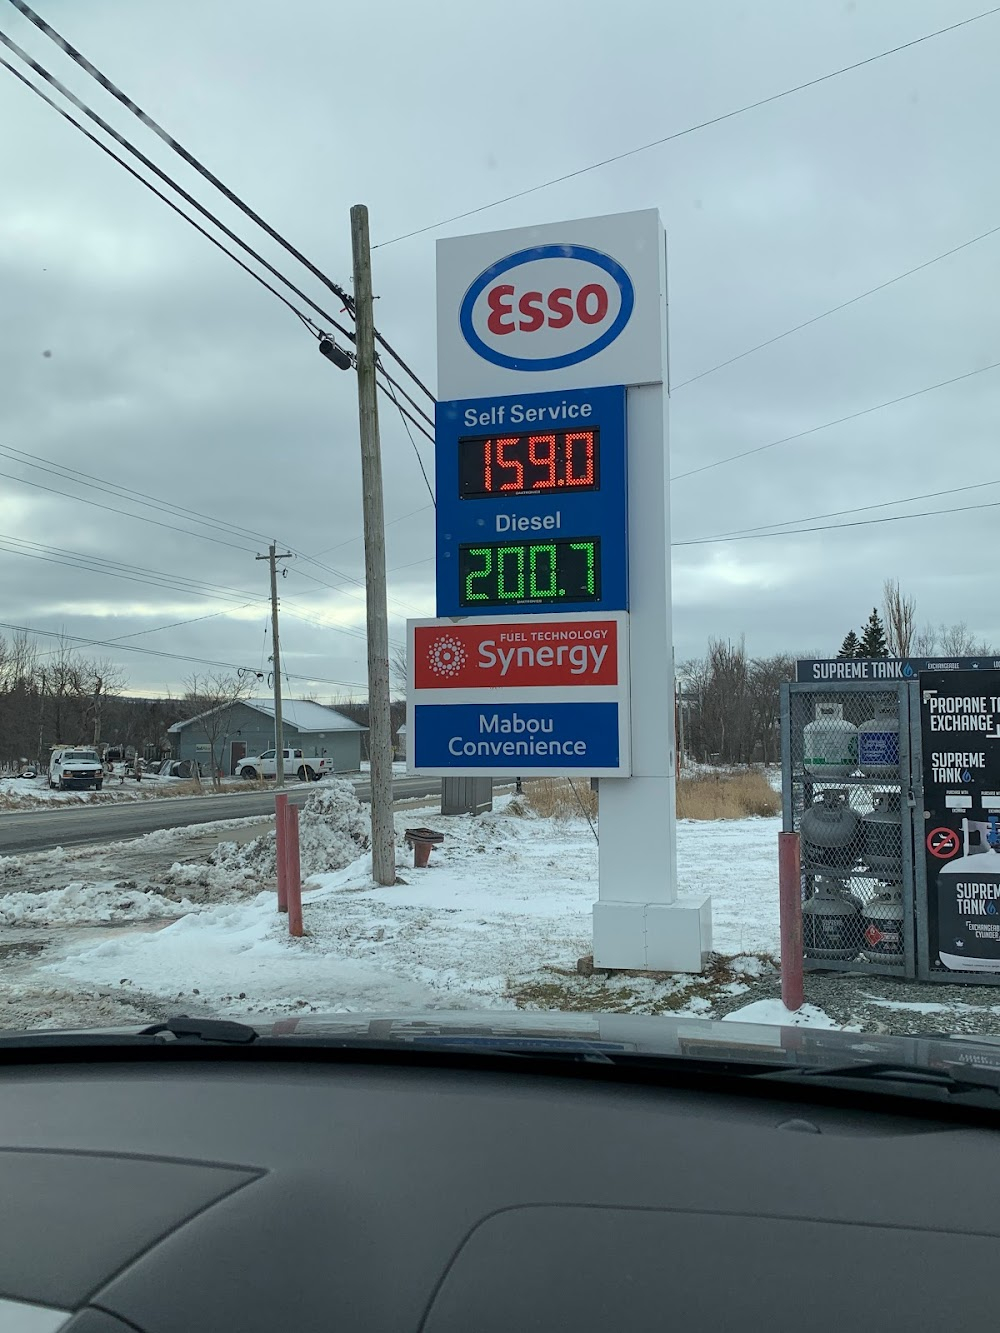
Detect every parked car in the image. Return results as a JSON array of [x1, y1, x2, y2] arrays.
[[49, 747, 104, 791], [237, 748, 334, 782]]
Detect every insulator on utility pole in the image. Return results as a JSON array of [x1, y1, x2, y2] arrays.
[[350, 203, 396, 888], [256, 542, 292, 787]]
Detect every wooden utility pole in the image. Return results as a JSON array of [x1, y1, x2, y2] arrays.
[[256, 542, 292, 787], [351, 204, 395, 886]]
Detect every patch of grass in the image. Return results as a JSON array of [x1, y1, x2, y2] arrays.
[[508, 952, 778, 1015], [676, 770, 779, 820], [515, 778, 598, 821]]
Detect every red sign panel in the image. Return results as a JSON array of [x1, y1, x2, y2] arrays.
[[412, 618, 620, 689]]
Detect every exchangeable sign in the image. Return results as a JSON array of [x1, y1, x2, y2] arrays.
[[435, 384, 627, 616], [797, 656, 1000, 683], [436, 209, 666, 399], [920, 671, 1000, 972]]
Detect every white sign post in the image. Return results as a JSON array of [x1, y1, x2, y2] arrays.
[[420, 208, 711, 973]]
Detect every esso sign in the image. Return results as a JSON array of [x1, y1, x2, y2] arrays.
[[459, 244, 635, 372]]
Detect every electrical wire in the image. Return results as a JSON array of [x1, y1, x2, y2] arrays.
[[0, 55, 327, 344], [374, 6, 1000, 248], [0, 438, 271, 550], [674, 219, 1000, 390], [381, 373, 435, 506], [671, 495, 1000, 547], [678, 476, 1000, 545], [32, 602, 263, 659], [8, 0, 436, 405], [0, 26, 355, 345], [375, 363, 435, 431], [375, 377, 435, 446], [0, 618, 366, 688], [671, 356, 1000, 481], [310, 503, 433, 559]]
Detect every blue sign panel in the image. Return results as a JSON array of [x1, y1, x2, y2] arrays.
[[413, 701, 621, 773], [435, 384, 627, 617]]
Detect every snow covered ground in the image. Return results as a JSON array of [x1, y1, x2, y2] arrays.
[[5, 779, 1000, 1037], [0, 788, 783, 1028]]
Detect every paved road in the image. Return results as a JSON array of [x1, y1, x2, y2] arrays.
[[0, 776, 442, 855]]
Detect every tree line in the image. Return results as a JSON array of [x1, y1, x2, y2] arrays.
[[678, 580, 995, 767], [0, 632, 207, 769]]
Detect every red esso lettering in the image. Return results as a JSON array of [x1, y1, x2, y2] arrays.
[[484, 282, 610, 335]]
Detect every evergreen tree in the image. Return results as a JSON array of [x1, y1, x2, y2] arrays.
[[858, 608, 889, 658], [838, 630, 861, 659]]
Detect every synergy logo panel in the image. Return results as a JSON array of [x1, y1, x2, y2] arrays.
[[435, 384, 627, 617]]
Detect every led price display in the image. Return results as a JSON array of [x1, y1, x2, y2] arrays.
[[458, 428, 600, 499], [459, 538, 600, 609]]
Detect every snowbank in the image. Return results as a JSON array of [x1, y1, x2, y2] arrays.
[[0, 881, 195, 927]]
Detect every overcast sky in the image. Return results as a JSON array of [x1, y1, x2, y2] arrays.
[[1, 0, 998, 699]]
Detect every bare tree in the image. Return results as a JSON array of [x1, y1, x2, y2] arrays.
[[882, 579, 916, 657], [390, 644, 408, 696], [939, 622, 977, 656], [913, 622, 937, 655], [183, 672, 253, 790]]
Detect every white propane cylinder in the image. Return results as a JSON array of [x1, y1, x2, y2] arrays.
[[858, 702, 900, 778], [803, 703, 858, 779]]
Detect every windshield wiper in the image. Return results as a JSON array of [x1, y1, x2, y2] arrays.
[[753, 1060, 1000, 1099], [138, 1016, 258, 1045]]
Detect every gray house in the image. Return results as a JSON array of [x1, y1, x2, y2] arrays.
[[168, 698, 366, 776]]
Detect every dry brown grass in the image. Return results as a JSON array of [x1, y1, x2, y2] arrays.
[[676, 769, 779, 820], [512, 778, 598, 821]]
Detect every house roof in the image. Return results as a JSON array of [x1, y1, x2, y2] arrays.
[[168, 698, 367, 735]]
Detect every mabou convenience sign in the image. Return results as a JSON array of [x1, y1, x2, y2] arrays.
[[436, 209, 665, 398], [406, 612, 631, 777]]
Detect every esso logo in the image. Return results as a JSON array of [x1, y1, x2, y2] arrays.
[[459, 244, 635, 372]]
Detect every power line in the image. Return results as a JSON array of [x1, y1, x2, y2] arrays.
[[672, 494, 1000, 547], [381, 373, 435, 506], [679, 476, 1000, 545], [0, 26, 356, 345], [671, 356, 1000, 481], [0, 438, 271, 549], [310, 503, 433, 559], [0, 54, 327, 343], [674, 219, 1000, 390], [375, 6, 1000, 248], [31, 602, 262, 659], [8, 0, 436, 405], [0, 618, 366, 688]]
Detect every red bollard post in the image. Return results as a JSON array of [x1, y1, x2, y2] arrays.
[[779, 831, 804, 1013], [287, 803, 303, 938], [274, 792, 288, 913]]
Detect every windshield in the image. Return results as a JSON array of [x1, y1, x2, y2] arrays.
[[2, 0, 999, 1067]]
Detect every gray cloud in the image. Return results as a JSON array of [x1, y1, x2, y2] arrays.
[[0, 0, 997, 698]]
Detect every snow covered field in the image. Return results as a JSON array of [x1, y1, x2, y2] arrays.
[[0, 786, 783, 1028], [7, 780, 1000, 1037]]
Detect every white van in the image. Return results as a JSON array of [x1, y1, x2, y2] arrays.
[[49, 747, 104, 791]]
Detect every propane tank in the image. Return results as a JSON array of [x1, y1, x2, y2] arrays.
[[858, 702, 900, 778], [861, 886, 905, 962], [803, 880, 862, 960], [803, 702, 858, 779], [800, 789, 861, 872], [862, 792, 903, 875]]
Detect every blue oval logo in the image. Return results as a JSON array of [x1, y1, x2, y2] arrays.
[[458, 244, 636, 373]]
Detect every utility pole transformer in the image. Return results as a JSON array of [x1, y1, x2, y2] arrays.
[[256, 542, 292, 787], [350, 203, 396, 887]]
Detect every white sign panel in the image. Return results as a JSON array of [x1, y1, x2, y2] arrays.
[[406, 611, 631, 777], [436, 209, 665, 399]]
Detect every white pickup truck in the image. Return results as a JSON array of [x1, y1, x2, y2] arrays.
[[237, 748, 334, 782]]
